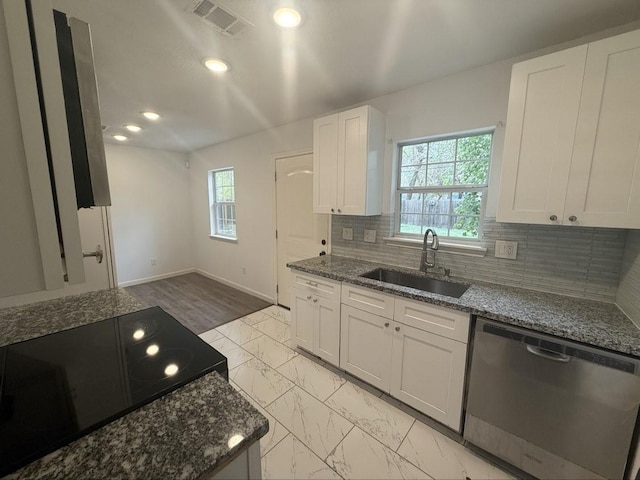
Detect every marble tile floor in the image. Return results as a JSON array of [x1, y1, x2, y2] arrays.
[[199, 306, 514, 480]]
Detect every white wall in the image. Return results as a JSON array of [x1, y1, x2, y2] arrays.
[[189, 122, 312, 302], [106, 143, 194, 286]]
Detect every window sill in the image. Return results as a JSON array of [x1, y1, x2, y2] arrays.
[[382, 236, 487, 257], [209, 235, 238, 244]]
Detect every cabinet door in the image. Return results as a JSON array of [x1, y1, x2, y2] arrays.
[[565, 29, 640, 228], [390, 323, 467, 431], [497, 45, 587, 225], [291, 288, 314, 352], [337, 106, 369, 215], [312, 114, 338, 214], [315, 297, 340, 367], [340, 304, 392, 391]]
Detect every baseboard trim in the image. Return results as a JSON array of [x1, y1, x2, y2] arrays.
[[195, 269, 275, 304], [118, 268, 196, 287]]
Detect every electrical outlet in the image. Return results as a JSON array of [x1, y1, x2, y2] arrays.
[[151, 257, 157, 266], [495, 240, 518, 259], [342, 228, 353, 240], [363, 229, 377, 243]]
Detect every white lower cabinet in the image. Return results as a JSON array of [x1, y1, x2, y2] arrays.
[[390, 323, 467, 431], [340, 289, 469, 432], [340, 304, 392, 391], [291, 273, 470, 432], [290, 274, 341, 367]]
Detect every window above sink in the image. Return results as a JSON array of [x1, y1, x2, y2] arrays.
[[395, 131, 493, 241]]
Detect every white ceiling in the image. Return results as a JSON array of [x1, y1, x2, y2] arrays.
[[52, 0, 640, 152]]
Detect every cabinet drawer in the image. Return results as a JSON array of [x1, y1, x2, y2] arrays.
[[292, 273, 341, 301], [341, 283, 394, 319], [394, 298, 470, 343]]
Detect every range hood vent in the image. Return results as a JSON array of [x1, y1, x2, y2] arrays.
[[188, 0, 252, 38]]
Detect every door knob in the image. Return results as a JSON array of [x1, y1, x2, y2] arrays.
[[337, 209, 342, 213], [319, 251, 326, 256], [321, 239, 326, 245], [395, 326, 400, 332], [549, 215, 557, 221], [384, 322, 390, 327], [568, 215, 577, 222], [83, 244, 103, 264], [331, 208, 335, 213]]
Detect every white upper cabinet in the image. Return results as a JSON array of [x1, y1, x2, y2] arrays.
[[313, 105, 386, 216], [498, 29, 640, 228]]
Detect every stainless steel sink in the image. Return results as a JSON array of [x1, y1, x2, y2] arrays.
[[360, 268, 469, 298]]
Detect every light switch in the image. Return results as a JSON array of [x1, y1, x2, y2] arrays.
[[364, 229, 377, 243], [342, 228, 353, 240], [495, 240, 518, 259]]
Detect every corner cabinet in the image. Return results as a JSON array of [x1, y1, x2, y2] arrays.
[[312, 105, 386, 216], [497, 29, 640, 228]]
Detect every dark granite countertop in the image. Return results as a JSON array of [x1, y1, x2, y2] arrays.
[[288, 255, 640, 357], [1, 289, 268, 479]]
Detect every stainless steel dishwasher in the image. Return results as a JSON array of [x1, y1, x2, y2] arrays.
[[464, 317, 640, 480]]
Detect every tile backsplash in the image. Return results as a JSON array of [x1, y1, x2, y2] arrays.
[[617, 230, 640, 326], [331, 215, 627, 303]]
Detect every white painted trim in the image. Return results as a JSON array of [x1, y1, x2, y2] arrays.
[[117, 268, 196, 287], [3, 0, 64, 291], [196, 269, 276, 304]]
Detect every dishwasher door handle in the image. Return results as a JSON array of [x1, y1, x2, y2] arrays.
[[526, 345, 571, 363]]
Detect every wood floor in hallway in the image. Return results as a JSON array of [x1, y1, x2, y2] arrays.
[[125, 273, 272, 334]]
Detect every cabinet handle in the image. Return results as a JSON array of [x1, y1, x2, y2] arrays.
[[312, 298, 318, 303], [568, 215, 577, 222], [337, 209, 342, 213], [384, 322, 390, 327], [395, 326, 400, 332], [549, 215, 557, 221], [306, 295, 312, 300], [307, 281, 318, 287], [331, 208, 335, 213]]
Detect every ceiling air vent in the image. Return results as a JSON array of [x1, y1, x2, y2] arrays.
[[188, 0, 252, 38]]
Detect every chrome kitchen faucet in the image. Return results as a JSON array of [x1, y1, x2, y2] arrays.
[[419, 228, 439, 272]]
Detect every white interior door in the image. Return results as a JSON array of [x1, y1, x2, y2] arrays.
[[276, 153, 329, 308], [0, 206, 115, 308]]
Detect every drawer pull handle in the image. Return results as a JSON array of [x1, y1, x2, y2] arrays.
[[307, 281, 318, 287], [395, 326, 400, 332], [384, 322, 390, 327]]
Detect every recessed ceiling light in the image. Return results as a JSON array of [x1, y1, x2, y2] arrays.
[[203, 58, 230, 72], [125, 124, 142, 133], [113, 134, 128, 142], [273, 7, 301, 28], [142, 111, 161, 121]]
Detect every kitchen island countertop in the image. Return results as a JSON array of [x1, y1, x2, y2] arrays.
[[288, 255, 640, 357], [0, 289, 268, 479]]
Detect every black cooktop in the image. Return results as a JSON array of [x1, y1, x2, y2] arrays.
[[0, 307, 227, 477]]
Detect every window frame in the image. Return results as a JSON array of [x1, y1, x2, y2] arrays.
[[208, 167, 237, 240], [394, 130, 493, 242]]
